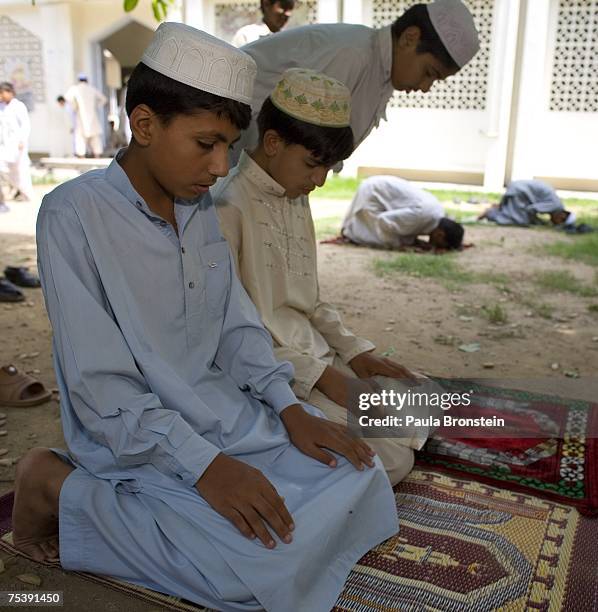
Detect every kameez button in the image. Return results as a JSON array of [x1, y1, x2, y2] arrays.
[[188, 281, 195, 289], [208, 262, 217, 268]]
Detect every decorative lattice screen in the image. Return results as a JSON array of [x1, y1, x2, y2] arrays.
[[214, 1, 318, 44], [371, 0, 492, 110], [0, 15, 45, 109], [550, 0, 598, 113]]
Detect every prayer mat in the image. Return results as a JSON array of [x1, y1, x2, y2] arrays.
[[335, 468, 597, 611], [2, 468, 596, 611], [416, 379, 598, 516]]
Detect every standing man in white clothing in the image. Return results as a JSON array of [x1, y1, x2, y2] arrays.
[[0, 82, 33, 201], [65, 74, 107, 158], [231, 0, 295, 47], [341, 175, 464, 250], [233, 0, 480, 164]]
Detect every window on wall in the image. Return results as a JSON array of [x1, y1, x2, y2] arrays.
[[214, 0, 318, 44], [0, 15, 45, 111], [550, 0, 598, 113], [371, 0, 493, 110]]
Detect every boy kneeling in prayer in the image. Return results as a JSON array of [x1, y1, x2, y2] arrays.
[[13, 25, 398, 612], [215, 69, 433, 487]]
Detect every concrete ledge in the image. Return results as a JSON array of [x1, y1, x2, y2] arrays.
[[357, 166, 485, 186], [39, 157, 112, 171], [534, 176, 598, 193]]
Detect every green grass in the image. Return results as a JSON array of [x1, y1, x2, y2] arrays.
[[314, 178, 597, 208], [528, 302, 555, 319], [313, 215, 342, 239], [588, 304, 598, 314], [475, 272, 511, 286], [373, 253, 474, 284], [481, 303, 508, 325], [372, 253, 518, 292], [312, 176, 361, 200], [32, 175, 61, 185], [536, 303, 555, 318], [534, 270, 598, 297], [542, 233, 598, 267]]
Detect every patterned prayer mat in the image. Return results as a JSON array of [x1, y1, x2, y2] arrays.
[[2, 468, 596, 611], [417, 380, 598, 516]]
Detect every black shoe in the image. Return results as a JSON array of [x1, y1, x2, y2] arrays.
[[4, 266, 41, 288], [0, 277, 24, 302]]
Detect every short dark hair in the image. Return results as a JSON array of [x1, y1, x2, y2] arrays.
[[260, 0, 295, 12], [125, 62, 251, 131], [56, 95, 66, 103], [391, 4, 459, 72], [257, 97, 354, 167], [0, 82, 15, 94], [438, 217, 464, 249]]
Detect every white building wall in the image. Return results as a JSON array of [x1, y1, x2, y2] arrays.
[[0, 2, 66, 154], [69, 1, 157, 79], [341, 108, 488, 179], [510, 0, 598, 185]]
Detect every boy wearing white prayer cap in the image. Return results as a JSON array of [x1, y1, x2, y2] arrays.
[[233, 0, 480, 164], [15, 23, 398, 612], [215, 69, 432, 486]]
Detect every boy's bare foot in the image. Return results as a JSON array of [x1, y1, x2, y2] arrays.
[[12, 448, 74, 562]]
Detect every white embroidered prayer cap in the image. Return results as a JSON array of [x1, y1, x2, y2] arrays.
[[141, 22, 257, 105], [563, 211, 576, 226], [427, 0, 480, 68], [270, 68, 351, 128]]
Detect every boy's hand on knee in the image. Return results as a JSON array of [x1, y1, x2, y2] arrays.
[[195, 453, 294, 549], [350, 352, 417, 383], [281, 404, 375, 471]]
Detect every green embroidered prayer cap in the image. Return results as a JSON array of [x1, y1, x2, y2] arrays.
[[270, 68, 351, 128]]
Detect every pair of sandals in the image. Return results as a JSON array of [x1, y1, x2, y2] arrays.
[[0, 267, 40, 303]]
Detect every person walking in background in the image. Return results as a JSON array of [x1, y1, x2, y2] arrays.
[[56, 95, 77, 156], [232, 0, 295, 47], [0, 82, 33, 202], [65, 74, 107, 158]]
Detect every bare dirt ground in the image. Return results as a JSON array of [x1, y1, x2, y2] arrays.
[[0, 188, 597, 609], [318, 223, 598, 383]]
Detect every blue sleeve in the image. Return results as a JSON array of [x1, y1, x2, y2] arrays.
[[213, 249, 299, 416], [37, 204, 220, 487]]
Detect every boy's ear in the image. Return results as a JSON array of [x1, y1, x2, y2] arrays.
[[129, 104, 156, 147], [263, 129, 284, 157], [399, 25, 421, 50]]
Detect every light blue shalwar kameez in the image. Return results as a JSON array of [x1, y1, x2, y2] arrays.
[[36, 155, 399, 612], [485, 179, 564, 226]]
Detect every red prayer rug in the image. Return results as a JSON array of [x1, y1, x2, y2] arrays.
[[417, 379, 598, 516]]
